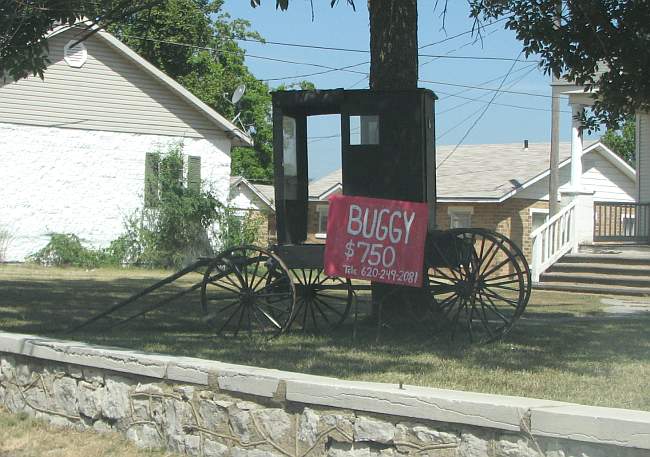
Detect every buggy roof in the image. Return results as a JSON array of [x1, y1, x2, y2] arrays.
[[271, 88, 437, 116]]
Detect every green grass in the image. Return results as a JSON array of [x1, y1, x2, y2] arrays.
[[1, 264, 649, 411]]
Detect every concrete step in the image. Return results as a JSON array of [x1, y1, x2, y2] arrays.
[[558, 253, 650, 266], [547, 262, 650, 276], [540, 271, 650, 288], [534, 281, 650, 296]]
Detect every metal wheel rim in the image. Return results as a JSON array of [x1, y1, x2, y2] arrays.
[[426, 229, 527, 343], [200, 245, 296, 337]]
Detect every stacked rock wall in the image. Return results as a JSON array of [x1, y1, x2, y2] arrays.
[[1, 333, 649, 457]]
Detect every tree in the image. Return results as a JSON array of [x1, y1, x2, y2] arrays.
[[469, 0, 650, 129], [253, 0, 422, 315], [108, 0, 275, 181], [602, 117, 636, 166], [1, 0, 162, 81]]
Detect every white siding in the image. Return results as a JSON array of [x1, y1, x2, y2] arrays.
[[0, 123, 231, 261], [0, 29, 224, 139], [516, 147, 635, 202], [637, 112, 650, 203], [229, 186, 269, 212], [581, 153, 635, 202]]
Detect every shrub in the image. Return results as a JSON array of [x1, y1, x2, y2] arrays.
[[121, 143, 222, 268], [27, 233, 109, 268]]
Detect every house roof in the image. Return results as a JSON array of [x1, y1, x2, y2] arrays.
[[230, 176, 275, 210], [47, 24, 253, 147], [308, 141, 634, 203]]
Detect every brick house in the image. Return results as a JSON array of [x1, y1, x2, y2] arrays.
[[233, 141, 635, 261]]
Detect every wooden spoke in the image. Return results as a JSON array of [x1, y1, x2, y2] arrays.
[[201, 246, 295, 337], [288, 269, 353, 332], [426, 229, 530, 343]]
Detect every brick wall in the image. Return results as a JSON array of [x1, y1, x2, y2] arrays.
[[435, 199, 548, 259]]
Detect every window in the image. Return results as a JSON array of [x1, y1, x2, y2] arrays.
[[144, 153, 200, 207], [350, 115, 380, 145], [316, 206, 329, 238], [448, 207, 473, 229], [530, 209, 549, 233]]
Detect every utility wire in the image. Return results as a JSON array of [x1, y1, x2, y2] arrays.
[[313, 65, 549, 144], [437, 65, 537, 139], [232, 16, 510, 53], [116, 32, 553, 99], [436, 52, 523, 169], [418, 16, 510, 49]]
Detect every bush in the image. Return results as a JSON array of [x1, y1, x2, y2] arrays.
[[27, 233, 116, 268]]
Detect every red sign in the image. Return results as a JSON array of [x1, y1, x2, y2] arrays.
[[324, 195, 428, 287]]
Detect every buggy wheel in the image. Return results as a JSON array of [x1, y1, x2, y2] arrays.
[[487, 230, 532, 313], [426, 229, 528, 343], [201, 246, 295, 337], [289, 269, 353, 332]]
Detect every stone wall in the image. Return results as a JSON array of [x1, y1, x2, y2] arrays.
[[1, 332, 648, 457]]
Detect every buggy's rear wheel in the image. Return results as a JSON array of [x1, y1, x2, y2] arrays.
[[289, 269, 353, 332], [425, 229, 529, 343], [201, 246, 295, 337]]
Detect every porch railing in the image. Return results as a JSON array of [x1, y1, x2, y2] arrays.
[[530, 200, 577, 282], [593, 202, 650, 242]]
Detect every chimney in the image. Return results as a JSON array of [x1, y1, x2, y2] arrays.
[[523, 139, 529, 150]]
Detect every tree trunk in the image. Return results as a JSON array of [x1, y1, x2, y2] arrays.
[[369, 0, 419, 90], [368, 0, 425, 320]]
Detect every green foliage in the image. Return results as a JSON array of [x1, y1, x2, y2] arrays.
[[27, 233, 121, 268], [108, 0, 275, 181], [1, 0, 161, 81], [470, 1, 650, 129], [123, 143, 220, 268], [212, 209, 263, 250], [602, 117, 636, 166]]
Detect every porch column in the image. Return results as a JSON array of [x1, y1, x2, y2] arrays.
[[570, 103, 584, 190]]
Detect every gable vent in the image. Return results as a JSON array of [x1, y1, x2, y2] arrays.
[[64, 40, 87, 68]]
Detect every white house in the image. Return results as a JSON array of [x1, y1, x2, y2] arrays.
[[0, 25, 252, 261]]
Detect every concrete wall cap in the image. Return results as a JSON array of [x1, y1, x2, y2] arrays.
[[2, 331, 649, 449]]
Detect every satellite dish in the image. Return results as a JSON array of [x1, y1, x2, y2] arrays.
[[231, 84, 246, 104]]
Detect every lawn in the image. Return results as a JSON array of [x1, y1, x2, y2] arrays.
[[0, 406, 178, 457], [1, 264, 649, 411]]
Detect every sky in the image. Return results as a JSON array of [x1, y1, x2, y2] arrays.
[[222, 0, 588, 180]]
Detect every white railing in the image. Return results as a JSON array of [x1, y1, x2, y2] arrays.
[[530, 200, 577, 282]]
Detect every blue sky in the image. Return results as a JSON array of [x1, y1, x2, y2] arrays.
[[223, 1, 583, 179]]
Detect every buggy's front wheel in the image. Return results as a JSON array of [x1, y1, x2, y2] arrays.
[[201, 246, 295, 337]]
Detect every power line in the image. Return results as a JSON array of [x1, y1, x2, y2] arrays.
[[233, 16, 511, 54], [260, 61, 369, 82], [437, 65, 538, 115], [236, 37, 368, 54], [418, 17, 510, 49], [311, 66, 547, 144], [117, 32, 554, 100], [437, 65, 538, 139], [436, 52, 523, 169], [421, 79, 554, 99]]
